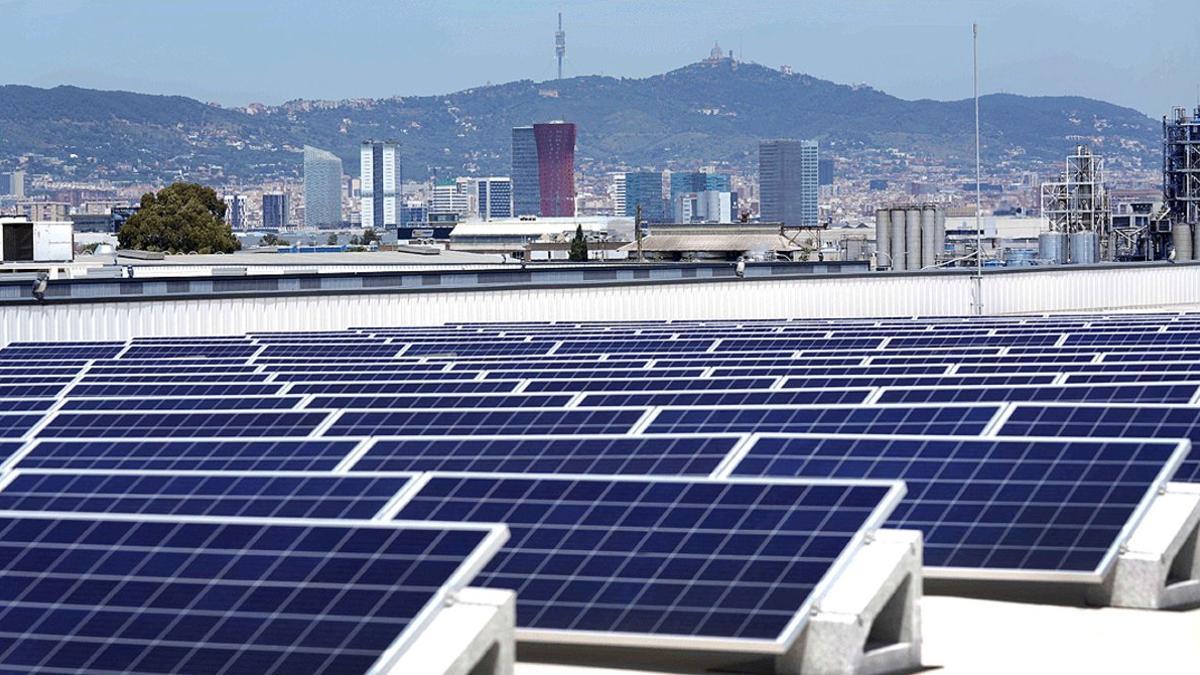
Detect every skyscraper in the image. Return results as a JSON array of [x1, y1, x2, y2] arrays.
[[624, 171, 666, 223], [0, 170, 25, 198], [758, 140, 819, 226], [360, 140, 400, 228], [222, 194, 247, 229], [611, 173, 627, 217], [511, 126, 540, 216], [303, 146, 344, 228], [669, 171, 731, 204], [262, 192, 290, 229], [474, 177, 513, 221], [534, 121, 576, 217]]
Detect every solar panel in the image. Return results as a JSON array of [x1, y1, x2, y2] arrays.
[[0, 398, 57, 412], [576, 388, 873, 408], [12, 438, 361, 472], [287, 381, 518, 395], [725, 434, 1186, 578], [998, 403, 1200, 482], [37, 411, 331, 439], [0, 413, 43, 439], [0, 471, 413, 519], [349, 434, 745, 475], [875, 383, 1199, 405], [67, 383, 285, 398], [0, 512, 505, 674], [305, 393, 575, 410], [393, 474, 902, 651], [643, 404, 1001, 436], [120, 345, 261, 360], [523, 377, 780, 393], [60, 396, 305, 412], [327, 408, 648, 437]]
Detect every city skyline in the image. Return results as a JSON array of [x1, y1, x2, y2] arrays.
[[0, 1, 1194, 116]]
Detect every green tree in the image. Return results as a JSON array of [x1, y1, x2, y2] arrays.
[[118, 182, 240, 254], [568, 224, 589, 262], [260, 233, 289, 247], [326, 233, 338, 246], [360, 228, 380, 245]]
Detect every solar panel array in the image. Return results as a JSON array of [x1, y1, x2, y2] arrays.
[[1, 312, 1200, 665]]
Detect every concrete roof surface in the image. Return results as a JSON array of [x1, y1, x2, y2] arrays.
[[78, 250, 507, 266], [515, 596, 1200, 674]]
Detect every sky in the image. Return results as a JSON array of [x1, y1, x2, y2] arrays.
[[1, 0, 1195, 117]]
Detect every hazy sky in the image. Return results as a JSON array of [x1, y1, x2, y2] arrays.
[[2, 0, 1195, 116]]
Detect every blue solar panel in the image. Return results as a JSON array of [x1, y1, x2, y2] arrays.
[[711, 365, 952, 378], [79, 373, 271, 384], [524, 377, 778, 393], [328, 408, 647, 437], [999, 404, 1200, 483], [780, 375, 1057, 389], [0, 399, 56, 412], [350, 435, 743, 475], [120, 345, 260, 360], [273, 371, 485, 383], [38, 411, 331, 439], [288, 381, 518, 395], [15, 438, 360, 472], [644, 405, 1000, 436], [0, 344, 124, 360], [60, 396, 304, 412], [0, 441, 24, 465], [0, 512, 504, 674], [1063, 372, 1200, 384], [258, 344, 403, 358], [715, 338, 883, 352], [306, 393, 574, 410], [68, 383, 284, 398], [577, 389, 873, 408], [0, 471, 412, 519], [393, 475, 901, 648], [484, 368, 707, 380], [727, 435, 1184, 576], [0, 413, 42, 439], [876, 383, 1199, 405], [556, 339, 717, 354], [402, 342, 555, 357], [1065, 332, 1200, 346]]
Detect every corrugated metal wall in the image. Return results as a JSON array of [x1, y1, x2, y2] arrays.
[[4, 265, 1200, 344]]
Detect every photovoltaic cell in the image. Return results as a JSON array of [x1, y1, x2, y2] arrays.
[[305, 394, 574, 410], [727, 435, 1184, 575], [328, 408, 647, 437], [60, 396, 304, 412], [999, 404, 1200, 483], [393, 475, 900, 648], [644, 405, 1000, 436], [37, 411, 331, 439], [350, 435, 743, 475], [576, 389, 873, 408], [0, 512, 503, 674], [67, 383, 285, 398], [875, 383, 1199, 405], [287, 381, 517, 395], [0, 414, 43, 439], [15, 439, 361, 472], [0, 472, 412, 519]]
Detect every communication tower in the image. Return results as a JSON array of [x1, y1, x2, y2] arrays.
[[555, 13, 566, 80]]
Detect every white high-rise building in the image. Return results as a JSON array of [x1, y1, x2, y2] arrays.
[[611, 173, 627, 217], [360, 140, 400, 228], [222, 194, 247, 229], [431, 179, 470, 216], [303, 146, 344, 228]]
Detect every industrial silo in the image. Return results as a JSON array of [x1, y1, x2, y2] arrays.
[[890, 208, 907, 270], [1069, 231, 1100, 264], [920, 206, 937, 268], [1173, 222, 1193, 261], [1192, 221, 1200, 263], [875, 209, 891, 269], [905, 207, 923, 270], [1038, 232, 1068, 264], [934, 208, 946, 260]]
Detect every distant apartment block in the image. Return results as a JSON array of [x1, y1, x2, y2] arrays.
[[222, 194, 247, 229], [759, 139, 819, 226], [18, 201, 69, 222], [674, 190, 737, 223], [0, 170, 25, 198], [303, 146, 344, 228], [511, 126, 540, 216], [623, 171, 667, 223], [474, 177, 513, 221], [669, 171, 730, 204], [611, 173, 627, 217], [360, 140, 400, 228], [262, 192, 290, 229]]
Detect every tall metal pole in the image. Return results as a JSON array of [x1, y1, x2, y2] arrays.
[[973, 23, 984, 315], [635, 203, 644, 263]]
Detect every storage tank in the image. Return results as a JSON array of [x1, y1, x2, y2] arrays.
[[920, 206, 937, 268], [1173, 222, 1193, 261], [874, 209, 891, 269], [905, 207, 922, 270], [844, 238, 865, 262], [890, 208, 907, 270], [1038, 232, 1068, 264], [1069, 231, 1100, 265], [1192, 221, 1200, 263], [934, 209, 946, 260]]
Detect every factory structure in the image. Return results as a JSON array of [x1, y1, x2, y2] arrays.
[[1164, 106, 1200, 261], [873, 204, 946, 270]]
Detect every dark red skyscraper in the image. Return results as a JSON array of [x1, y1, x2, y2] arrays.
[[534, 121, 576, 217]]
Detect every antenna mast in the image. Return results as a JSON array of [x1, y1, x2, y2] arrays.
[[555, 13, 566, 80], [973, 23, 984, 315]]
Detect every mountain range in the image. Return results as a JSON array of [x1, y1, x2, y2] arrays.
[[0, 58, 1162, 184]]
